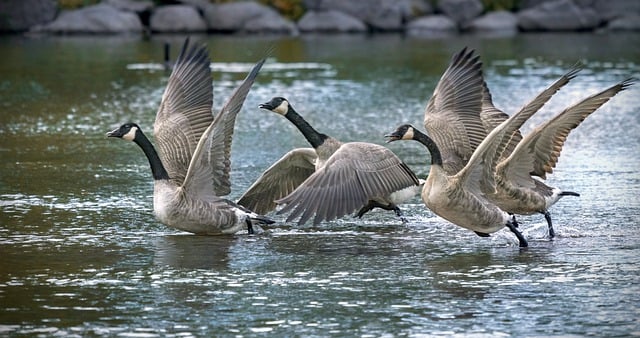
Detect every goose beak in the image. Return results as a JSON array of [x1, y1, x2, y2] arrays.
[[106, 127, 120, 138], [258, 102, 273, 110], [384, 132, 401, 143]]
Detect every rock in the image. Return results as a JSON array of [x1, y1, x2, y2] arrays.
[[605, 14, 640, 31], [241, 12, 298, 35], [406, 15, 458, 37], [31, 3, 143, 34], [297, 10, 367, 33], [314, 0, 431, 31], [518, 0, 600, 31], [591, 0, 640, 21], [105, 0, 153, 13], [203, 2, 278, 32], [150, 5, 207, 33], [467, 10, 518, 34], [0, 0, 56, 32], [437, 0, 484, 25]]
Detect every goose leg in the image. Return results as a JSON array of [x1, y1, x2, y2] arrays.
[[542, 211, 555, 239], [506, 220, 528, 248], [393, 206, 408, 223], [356, 201, 407, 223], [245, 219, 255, 235]]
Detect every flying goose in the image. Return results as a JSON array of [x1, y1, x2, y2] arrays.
[[387, 76, 632, 247], [487, 77, 633, 237], [107, 39, 273, 235], [237, 97, 421, 225], [423, 48, 630, 239]]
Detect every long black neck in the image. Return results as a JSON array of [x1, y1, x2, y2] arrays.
[[284, 105, 328, 149], [133, 131, 170, 181], [412, 129, 443, 166]]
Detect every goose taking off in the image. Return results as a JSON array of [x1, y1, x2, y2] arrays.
[[488, 77, 633, 237], [237, 97, 421, 225], [107, 39, 273, 235], [422, 47, 583, 239]]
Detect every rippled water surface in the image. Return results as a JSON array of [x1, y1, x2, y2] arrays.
[[1, 33, 639, 336]]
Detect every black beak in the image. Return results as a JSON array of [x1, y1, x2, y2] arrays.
[[258, 102, 274, 110], [384, 133, 401, 143], [106, 127, 120, 138]]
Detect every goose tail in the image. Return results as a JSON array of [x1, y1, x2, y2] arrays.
[[559, 191, 580, 197]]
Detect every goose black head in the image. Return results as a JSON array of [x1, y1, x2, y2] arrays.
[[107, 123, 141, 142], [259, 97, 290, 115], [385, 124, 415, 143]]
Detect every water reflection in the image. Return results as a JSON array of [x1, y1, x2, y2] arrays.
[[153, 235, 236, 269]]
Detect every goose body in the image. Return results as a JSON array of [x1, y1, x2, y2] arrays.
[[237, 97, 420, 225], [107, 39, 272, 235], [386, 125, 524, 244]]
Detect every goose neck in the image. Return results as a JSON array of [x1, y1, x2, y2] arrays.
[[284, 106, 327, 149], [134, 131, 170, 181], [413, 130, 443, 166]]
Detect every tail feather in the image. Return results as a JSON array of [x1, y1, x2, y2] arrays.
[[560, 191, 580, 197]]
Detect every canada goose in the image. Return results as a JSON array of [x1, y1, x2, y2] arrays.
[[237, 97, 421, 225], [423, 48, 629, 239], [107, 39, 273, 235], [487, 78, 633, 237]]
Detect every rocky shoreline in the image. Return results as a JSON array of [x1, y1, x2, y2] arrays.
[[1, 0, 639, 36]]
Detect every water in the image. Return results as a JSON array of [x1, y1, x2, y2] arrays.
[[1, 33, 639, 336]]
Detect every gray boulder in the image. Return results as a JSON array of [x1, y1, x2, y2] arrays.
[[605, 14, 640, 31], [204, 2, 282, 32], [150, 5, 207, 33], [591, 0, 640, 21], [467, 10, 518, 34], [518, 0, 600, 31], [313, 0, 431, 31], [242, 12, 298, 34], [437, 0, 484, 25], [0, 0, 56, 32], [31, 3, 143, 34], [406, 15, 458, 37], [105, 0, 153, 13], [297, 10, 367, 33]]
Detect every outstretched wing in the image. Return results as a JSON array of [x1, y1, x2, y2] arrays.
[[456, 65, 583, 194], [423, 47, 486, 175], [237, 148, 317, 214], [182, 58, 266, 199], [153, 39, 213, 185], [276, 142, 420, 225], [502, 78, 633, 185]]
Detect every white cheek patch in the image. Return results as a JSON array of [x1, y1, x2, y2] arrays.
[[404, 127, 414, 140], [274, 100, 289, 115], [123, 126, 138, 141]]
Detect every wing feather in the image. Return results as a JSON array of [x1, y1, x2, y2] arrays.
[[423, 47, 485, 174], [236, 148, 317, 214], [154, 39, 213, 185], [277, 143, 419, 225], [504, 78, 633, 181]]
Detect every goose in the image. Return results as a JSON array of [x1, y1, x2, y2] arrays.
[[423, 48, 627, 239], [387, 77, 632, 247], [486, 77, 633, 237], [107, 39, 273, 235], [420, 47, 581, 239], [236, 97, 421, 225]]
